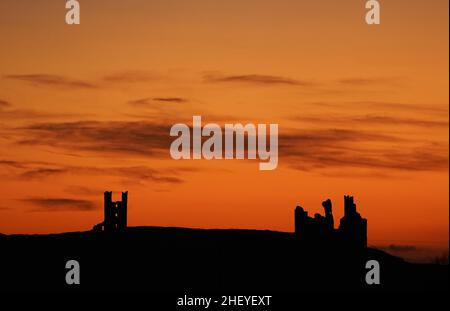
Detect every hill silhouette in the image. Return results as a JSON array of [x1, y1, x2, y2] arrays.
[[0, 192, 447, 292], [0, 226, 447, 292]]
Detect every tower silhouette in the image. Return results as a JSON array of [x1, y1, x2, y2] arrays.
[[294, 195, 367, 249], [93, 191, 128, 232], [338, 195, 367, 249]]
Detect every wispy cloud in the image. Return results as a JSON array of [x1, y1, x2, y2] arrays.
[[0, 99, 11, 108], [20, 168, 69, 179], [111, 166, 185, 183], [17, 121, 171, 157], [10, 115, 449, 175], [310, 101, 449, 115], [102, 71, 157, 83], [64, 186, 105, 197], [291, 114, 449, 128], [21, 197, 97, 212], [337, 77, 400, 86], [0, 109, 80, 120], [1, 158, 186, 184], [203, 73, 312, 86], [279, 129, 448, 172], [0, 160, 27, 169], [128, 97, 188, 107], [153, 97, 188, 103], [4, 74, 97, 89], [127, 98, 153, 107]]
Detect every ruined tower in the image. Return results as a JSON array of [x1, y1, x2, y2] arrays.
[[93, 191, 128, 232], [338, 195, 367, 249], [322, 199, 334, 231], [294, 195, 367, 250], [295, 206, 310, 239]]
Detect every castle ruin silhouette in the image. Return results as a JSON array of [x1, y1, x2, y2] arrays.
[[91, 192, 367, 251], [93, 191, 128, 232], [295, 195, 367, 249]]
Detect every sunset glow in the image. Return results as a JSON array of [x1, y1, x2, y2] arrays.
[[0, 0, 448, 262]]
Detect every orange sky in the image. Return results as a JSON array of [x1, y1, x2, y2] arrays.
[[0, 0, 448, 262]]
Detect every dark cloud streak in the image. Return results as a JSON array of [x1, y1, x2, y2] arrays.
[[21, 197, 97, 212], [292, 114, 449, 128], [4, 74, 97, 89], [11, 118, 449, 175], [18, 121, 171, 157], [203, 73, 311, 86], [128, 97, 188, 107], [279, 130, 448, 172], [0, 100, 11, 108]]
